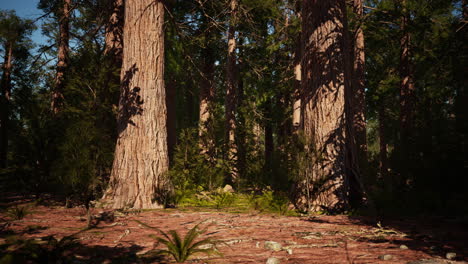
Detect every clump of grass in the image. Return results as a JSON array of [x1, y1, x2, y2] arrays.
[[270, 195, 290, 215], [214, 192, 235, 209], [137, 221, 220, 263], [6, 205, 30, 220]]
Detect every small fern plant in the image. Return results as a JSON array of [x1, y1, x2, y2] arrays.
[[136, 221, 220, 262], [6, 205, 30, 220]]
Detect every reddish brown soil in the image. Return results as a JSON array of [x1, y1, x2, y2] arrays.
[[1, 198, 467, 264]]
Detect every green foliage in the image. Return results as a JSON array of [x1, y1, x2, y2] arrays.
[[248, 190, 290, 215], [5, 205, 30, 220], [214, 192, 236, 210], [137, 221, 220, 263], [169, 128, 228, 192]]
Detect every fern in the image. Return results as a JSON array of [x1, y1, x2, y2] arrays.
[[136, 221, 220, 262]]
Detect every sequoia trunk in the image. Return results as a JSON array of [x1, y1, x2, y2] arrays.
[[102, 0, 170, 209], [301, 0, 354, 212]]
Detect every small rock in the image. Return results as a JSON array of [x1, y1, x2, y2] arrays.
[[446, 252, 456, 260], [286, 248, 293, 255], [256, 241, 260, 248], [198, 244, 214, 249], [264, 241, 282, 251], [223, 184, 234, 193], [378, 254, 393, 261], [406, 260, 447, 264], [266, 257, 280, 264], [302, 235, 322, 240], [400, 245, 409, 250]]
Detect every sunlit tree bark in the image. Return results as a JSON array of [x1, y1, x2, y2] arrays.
[[102, 0, 170, 209]]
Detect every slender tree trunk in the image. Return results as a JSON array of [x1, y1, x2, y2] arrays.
[[378, 104, 390, 193], [293, 34, 302, 131], [199, 38, 215, 158], [0, 42, 13, 168], [102, 0, 170, 209], [225, 0, 239, 184], [51, 0, 71, 113], [237, 52, 246, 180], [399, 0, 415, 177], [293, 4, 302, 132], [264, 98, 274, 179], [301, 0, 358, 212], [104, 0, 124, 64], [351, 0, 368, 174]]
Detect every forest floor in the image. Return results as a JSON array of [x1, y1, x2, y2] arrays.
[[1, 195, 467, 264]]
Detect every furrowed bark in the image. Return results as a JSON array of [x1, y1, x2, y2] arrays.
[[102, 0, 170, 209], [301, 0, 361, 212]]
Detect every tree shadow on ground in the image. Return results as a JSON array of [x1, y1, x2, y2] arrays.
[[303, 215, 468, 261]]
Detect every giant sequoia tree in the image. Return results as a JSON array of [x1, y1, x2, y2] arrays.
[[102, 0, 170, 209], [301, 0, 360, 211]]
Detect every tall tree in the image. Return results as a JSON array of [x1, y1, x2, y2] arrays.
[[225, 0, 239, 184], [198, 7, 216, 159], [398, 0, 415, 175], [51, 0, 71, 113], [301, 0, 359, 211], [104, 0, 124, 64], [350, 0, 368, 172], [0, 11, 33, 168], [102, 0, 170, 209], [292, 5, 302, 131]]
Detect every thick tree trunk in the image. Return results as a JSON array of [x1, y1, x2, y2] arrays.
[[301, 0, 357, 212], [225, 0, 239, 184], [0, 42, 13, 168], [351, 0, 368, 173], [102, 0, 170, 209], [399, 0, 415, 176], [51, 0, 71, 113], [104, 0, 124, 64]]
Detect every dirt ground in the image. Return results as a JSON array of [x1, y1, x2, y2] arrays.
[[1, 196, 467, 264]]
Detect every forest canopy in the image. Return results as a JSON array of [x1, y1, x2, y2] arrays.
[[0, 0, 467, 216]]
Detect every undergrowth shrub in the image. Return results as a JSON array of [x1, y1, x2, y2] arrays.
[[169, 128, 228, 196]]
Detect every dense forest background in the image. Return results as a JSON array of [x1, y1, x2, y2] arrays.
[[0, 0, 467, 216]]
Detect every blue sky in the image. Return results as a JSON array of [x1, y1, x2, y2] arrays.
[[0, 0, 46, 47]]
